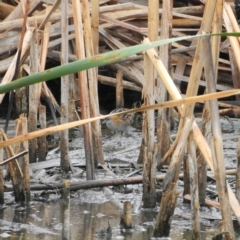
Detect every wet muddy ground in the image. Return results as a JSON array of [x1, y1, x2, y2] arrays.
[[1, 117, 240, 239]]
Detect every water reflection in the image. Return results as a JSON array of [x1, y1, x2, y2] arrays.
[[0, 198, 239, 239]]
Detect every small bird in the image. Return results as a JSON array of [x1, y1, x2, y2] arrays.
[[103, 108, 135, 135]]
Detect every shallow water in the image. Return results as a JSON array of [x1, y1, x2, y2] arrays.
[[1, 117, 240, 239], [0, 199, 231, 240], [0, 195, 239, 240]]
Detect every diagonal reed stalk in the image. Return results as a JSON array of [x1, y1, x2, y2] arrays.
[[0, 89, 239, 149]]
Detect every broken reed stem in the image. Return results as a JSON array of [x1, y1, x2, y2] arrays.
[[3, 168, 239, 192], [197, 105, 210, 204], [196, 0, 222, 204], [61, 180, 70, 240], [98, 75, 142, 92], [223, 7, 240, 72], [91, 0, 99, 55], [237, 137, 240, 203], [188, 132, 201, 239], [82, 0, 105, 165], [153, 182, 179, 237], [224, 2, 240, 43], [203, 36, 234, 237], [181, 0, 217, 120], [183, 153, 190, 200], [141, 0, 158, 209], [116, 70, 124, 108], [162, 117, 194, 191], [38, 105, 47, 162], [60, 0, 70, 172], [155, 0, 172, 168], [21, 116, 31, 201], [28, 26, 38, 163], [229, 48, 240, 101], [211, 0, 222, 81], [0, 28, 34, 104], [121, 201, 132, 229], [154, 117, 193, 237], [143, 37, 240, 221], [72, 0, 94, 180]]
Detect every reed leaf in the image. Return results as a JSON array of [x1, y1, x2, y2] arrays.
[[0, 32, 239, 94]]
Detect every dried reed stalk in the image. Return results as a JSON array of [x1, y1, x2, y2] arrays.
[[198, 0, 223, 204], [155, 0, 172, 169], [17, 115, 31, 201], [121, 201, 133, 229], [62, 180, 70, 239], [98, 75, 142, 92], [0, 11, 73, 32], [60, 0, 70, 172], [1, 127, 24, 202], [91, 0, 99, 55], [142, 0, 158, 209], [224, 2, 240, 42], [204, 36, 234, 237], [72, 0, 94, 180], [38, 105, 47, 162], [116, 71, 124, 108], [28, 26, 39, 163], [223, 7, 240, 71], [38, 6, 58, 111], [0, 28, 34, 103], [154, 117, 194, 237], [82, 0, 104, 165], [188, 132, 201, 239], [229, 48, 240, 101], [181, 0, 217, 120], [143, 38, 240, 222], [1, 90, 240, 149]]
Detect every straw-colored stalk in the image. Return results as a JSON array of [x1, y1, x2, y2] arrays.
[[182, 0, 217, 119], [121, 201, 133, 229], [156, 0, 172, 167], [229, 48, 240, 101], [162, 117, 194, 191], [60, 0, 70, 172], [0, 89, 240, 149], [204, 36, 234, 237], [82, 0, 104, 165], [1, 130, 24, 202], [223, 7, 240, 72], [154, 117, 194, 237], [38, 6, 53, 102], [38, 105, 47, 162], [72, 0, 94, 180], [143, 38, 240, 222], [16, 115, 31, 201], [1, 10, 73, 32], [116, 71, 124, 108], [0, 28, 34, 103], [224, 2, 240, 42], [142, 0, 158, 208], [98, 75, 142, 92], [197, 0, 223, 204], [91, 0, 99, 55], [28, 26, 39, 163]]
